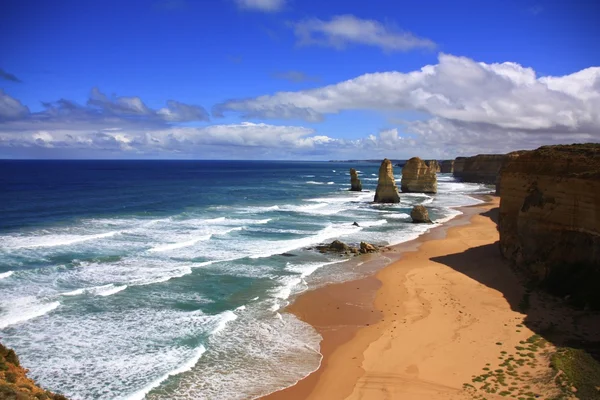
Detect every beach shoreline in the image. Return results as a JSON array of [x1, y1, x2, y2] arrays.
[[261, 194, 536, 400]]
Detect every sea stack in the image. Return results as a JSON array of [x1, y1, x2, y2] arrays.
[[410, 205, 432, 223], [374, 159, 400, 203], [498, 144, 600, 308], [401, 157, 437, 193], [440, 160, 454, 173], [349, 168, 362, 191], [427, 160, 441, 172]]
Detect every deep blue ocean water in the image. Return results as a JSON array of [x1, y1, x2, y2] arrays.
[[0, 160, 491, 399]]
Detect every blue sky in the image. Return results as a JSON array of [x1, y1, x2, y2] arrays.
[[1, 0, 599, 159]]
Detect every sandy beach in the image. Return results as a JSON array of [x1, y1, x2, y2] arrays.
[[263, 196, 590, 400]]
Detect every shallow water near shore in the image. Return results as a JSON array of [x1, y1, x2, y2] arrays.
[[0, 160, 491, 399]]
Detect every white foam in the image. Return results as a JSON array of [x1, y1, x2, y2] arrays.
[[327, 182, 334, 185], [382, 213, 411, 219], [148, 234, 212, 252], [0, 299, 60, 329], [3, 230, 122, 250], [211, 310, 238, 335], [0, 271, 14, 280], [123, 345, 207, 400], [61, 284, 128, 297], [235, 305, 246, 311], [359, 220, 388, 227], [300, 175, 315, 178], [305, 181, 325, 185], [97, 284, 128, 297], [249, 223, 361, 259]]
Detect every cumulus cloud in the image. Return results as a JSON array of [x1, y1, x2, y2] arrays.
[[0, 68, 22, 83], [235, 0, 285, 12], [293, 15, 436, 52], [272, 70, 320, 83], [215, 54, 600, 149]]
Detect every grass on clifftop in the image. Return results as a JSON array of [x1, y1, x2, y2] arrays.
[[551, 347, 600, 400]]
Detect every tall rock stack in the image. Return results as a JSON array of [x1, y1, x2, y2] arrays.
[[440, 160, 454, 173], [401, 157, 437, 193], [427, 160, 441, 172], [498, 143, 600, 308], [374, 159, 400, 203], [349, 168, 362, 191]]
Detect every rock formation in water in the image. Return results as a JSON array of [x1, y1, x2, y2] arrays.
[[401, 157, 437, 194], [374, 159, 400, 203], [498, 143, 600, 309], [410, 205, 432, 223], [427, 160, 441, 172], [0, 343, 68, 399], [440, 160, 454, 173], [349, 168, 362, 191]]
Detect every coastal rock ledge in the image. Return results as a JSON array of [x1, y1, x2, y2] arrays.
[[349, 168, 362, 191], [498, 143, 600, 309], [401, 157, 437, 194], [374, 159, 400, 203]]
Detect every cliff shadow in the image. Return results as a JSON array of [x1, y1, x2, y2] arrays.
[[480, 206, 499, 226], [430, 242, 600, 363]]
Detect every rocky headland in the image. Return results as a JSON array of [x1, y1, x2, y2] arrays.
[[349, 168, 362, 191], [374, 158, 400, 203], [440, 160, 454, 173], [498, 143, 600, 309], [400, 157, 437, 193]]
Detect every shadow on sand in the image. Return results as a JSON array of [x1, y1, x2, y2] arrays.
[[430, 207, 600, 364]]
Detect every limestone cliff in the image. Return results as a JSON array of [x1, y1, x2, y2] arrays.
[[401, 157, 437, 194], [453, 154, 507, 184], [374, 159, 400, 203], [0, 343, 67, 399], [440, 160, 454, 173], [498, 144, 600, 309], [453, 157, 466, 177], [349, 168, 362, 191], [427, 160, 441, 173]]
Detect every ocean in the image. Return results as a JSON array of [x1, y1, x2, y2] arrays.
[[0, 160, 491, 399]]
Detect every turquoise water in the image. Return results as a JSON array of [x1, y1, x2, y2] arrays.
[[0, 160, 491, 399]]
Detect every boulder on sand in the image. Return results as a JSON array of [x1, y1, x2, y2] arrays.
[[374, 159, 400, 203], [359, 241, 378, 253]]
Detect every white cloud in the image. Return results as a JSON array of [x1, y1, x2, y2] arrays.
[[235, 0, 285, 12], [216, 53, 600, 135], [293, 15, 436, 52]]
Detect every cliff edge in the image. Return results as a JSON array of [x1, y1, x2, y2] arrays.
[[1, 343, 67, 399], [498, 143, 600, 309]]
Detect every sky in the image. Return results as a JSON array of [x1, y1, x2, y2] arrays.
[[1, 0, 599, 160]]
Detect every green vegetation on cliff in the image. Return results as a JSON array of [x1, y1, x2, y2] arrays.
[[0, 343, 68, 400]]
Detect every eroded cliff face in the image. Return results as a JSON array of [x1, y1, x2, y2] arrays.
[[374, 159, 400, 203], [453, 154, 507, 184], [498, 144, 600, 309], [440, 160, 454, 173], [0, 343, 67, 399], [349, 168, 362, 191], [401, 157, 437, 193]]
